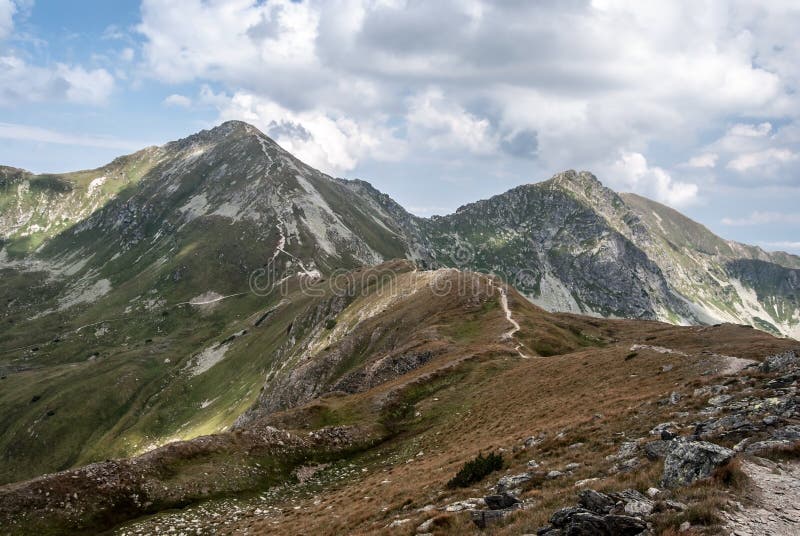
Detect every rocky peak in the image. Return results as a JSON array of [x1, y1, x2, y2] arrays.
[[550, 169, 603, 191]]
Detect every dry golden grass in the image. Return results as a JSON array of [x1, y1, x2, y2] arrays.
[[223, 287, 795, 536]]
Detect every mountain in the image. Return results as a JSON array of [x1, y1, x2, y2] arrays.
[[0, 121, 798, 485], [416, 170, 800, 338]]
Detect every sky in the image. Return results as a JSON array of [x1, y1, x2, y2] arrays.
[[0, 0, 799, 254]]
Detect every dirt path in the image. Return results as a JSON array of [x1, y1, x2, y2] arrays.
[[723, 459, 800, 535], [496, 284, 533, 359]]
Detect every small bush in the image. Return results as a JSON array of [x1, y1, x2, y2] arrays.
[[446, 451, 503, 488], [712, 459, 748, 491], [325, 319, 337, 330], [625, 351, 638, 360]]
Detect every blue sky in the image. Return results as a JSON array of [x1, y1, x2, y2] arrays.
[[0, 0, 798, 253]]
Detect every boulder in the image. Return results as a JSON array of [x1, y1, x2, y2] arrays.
[[610, 457, 641, 473], [496, 472, 532, 493], [644, 439, 678, 460], [604, 514, 648, 535], [484, 492, 521, 510], [661, 441, 734, 487], [578, 489, 614, 514], [566, 512, 612, 535], [607, 441, 638, 461], [611, 489, 654, 517], [550, 507, 591, 528], [759, 350, 798, 373]]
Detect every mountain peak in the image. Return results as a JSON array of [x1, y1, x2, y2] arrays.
[[550, 169, 604, 190]]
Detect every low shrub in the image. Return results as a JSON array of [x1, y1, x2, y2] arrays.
[[446, 451, 503, 488]]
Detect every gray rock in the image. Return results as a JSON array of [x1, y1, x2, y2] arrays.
[[650, 422, 677, 436], [524, 434, 546, 448], [484, 492, 521, 510], [578, 489, 614, 514], [644, 439, 678, 460], [565, 512, 611, 535], [550, 507, 591, 528], [661, 441, 735, 487], [744, 439, 796, 456], [708, 394, 733, 406], [604, 515, 648, 535], [607, 441, 638, 461], [766, 373, 798, 388], [772, 425, 800, 441], [610, 457, 641, 473], [660, 499, 688, 511], [611, 489, 654, 517], [693, 385, 728, 398], [759, 350, 798, 373], [564, 462, 581, 472], [546, 470, 565, 479], [496, 472, 532, 493]]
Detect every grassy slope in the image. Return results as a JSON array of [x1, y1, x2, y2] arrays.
[[64, 283, 796, 535]]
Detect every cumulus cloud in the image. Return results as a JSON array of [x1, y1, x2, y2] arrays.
[[0, 56, 114, 105], [162, 93, 191, 108], [206, 88, 406, 175], [406, 88, 496, 155], [727, 148, 798, 173], [129, 1, 800, 199], [684, 153, 718, 168], [609, 152, 699, 207], [0, 0, 15, 41]]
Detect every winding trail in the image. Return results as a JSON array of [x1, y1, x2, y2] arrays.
[[496, 283, 534, 359]]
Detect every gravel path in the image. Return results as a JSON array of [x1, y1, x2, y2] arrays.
[[723, 459, 800, 536]]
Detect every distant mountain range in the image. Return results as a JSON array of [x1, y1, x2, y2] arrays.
[[0, 120, 798, 485], [3, 120, 798, 337]]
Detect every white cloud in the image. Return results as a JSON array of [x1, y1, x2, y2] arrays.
[[0, 56, 114, 106], [685, 152, 718, 168], [406, 88, 496, 154], [0, 0, 15, 41], [162, 93, 191, 108], [727, 148, 798, 173], [608, 152, 698, 207], [120, 48, 135, 62], [0, 122, 145, 150], [208, 89, 406, 175], [127, 0, 800, 202], [729, 122, 772, 138], [722, 211, 800, 226]]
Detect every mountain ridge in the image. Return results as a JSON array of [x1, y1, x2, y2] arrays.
[[2, 121, 798, 338]]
